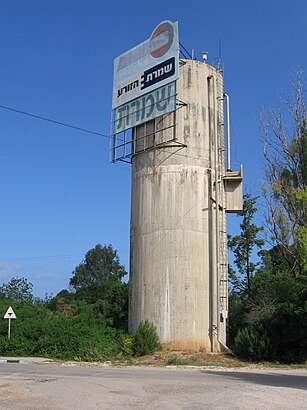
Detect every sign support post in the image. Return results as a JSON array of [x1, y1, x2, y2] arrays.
[[8, 317, 11, 340], [4, 306, 17, 340]]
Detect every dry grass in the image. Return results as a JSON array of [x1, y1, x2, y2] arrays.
[[133, 350, 246, 367], [130, 348, 307, 369]]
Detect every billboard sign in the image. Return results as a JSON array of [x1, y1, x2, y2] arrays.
[[112, 20, 179, 109], [113, 82, 176, 134]]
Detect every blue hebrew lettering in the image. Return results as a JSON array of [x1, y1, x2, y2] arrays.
[[145, 94, 155, 118], [115, 106, 126, 131], [131, 99, 141, 122], [141, 57, 175, 90], [156, 87, 167, 111]]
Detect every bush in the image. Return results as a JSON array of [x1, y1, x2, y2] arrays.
[[119, 336, 133, 356], [132, 320, 161, 356], [234, 325, 270, 361], [267, 302, 307, 363], [166, 355, 182, 365], [0, 301, 125, 361]]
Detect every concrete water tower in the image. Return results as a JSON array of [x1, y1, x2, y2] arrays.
[[111, 21, 242, 352]]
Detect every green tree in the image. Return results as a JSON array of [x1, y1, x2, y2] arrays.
[[259, 72, 307, 276], [229, 74, 307, 363], [69, 244, 127, 291], [0, 276, 33, 303], [232, 264, 307, 363], [0, 299, 125, 361], [227, 194, 264, 347], [100, 282, 128, 330], [228, 194, 264, 294], [132, 320, 161, 356], [68, 244, 128, 329]]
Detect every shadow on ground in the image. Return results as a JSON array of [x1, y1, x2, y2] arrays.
[[202, 370, 307, 391]]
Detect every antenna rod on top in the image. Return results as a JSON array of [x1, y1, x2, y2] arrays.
[[218, 37, 222, 71]]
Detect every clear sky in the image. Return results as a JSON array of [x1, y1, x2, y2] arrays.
[[0, 0, 306, 297]]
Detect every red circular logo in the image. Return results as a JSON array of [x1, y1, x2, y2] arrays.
[[150, 22, 174, 58]]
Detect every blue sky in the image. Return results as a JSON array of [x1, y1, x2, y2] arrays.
[[0, 0, 306, 297]]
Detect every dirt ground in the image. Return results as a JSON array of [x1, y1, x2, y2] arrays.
[[111, 350, 307, 370]]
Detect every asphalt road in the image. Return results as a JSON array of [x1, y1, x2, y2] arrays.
[[0, 361, 306, 409]]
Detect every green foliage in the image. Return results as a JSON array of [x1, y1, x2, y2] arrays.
[[260, 76, 306, 276], [132, 320, 161, 356], [166, 355, 182, 365], [119, 336, 133, 357], [229, 261, 307, 363], [297, 223, 307, 273], [0, 277, 33, 303], [233, 278, 307, 364], [0, 245, 130, 361], [228, 290, 249, 347], [69, 244, 127, 291], [67, 244, 128, 330], [101, 282, 128, 330], [48, 283, 128, 330], [228, 191, 307, 363], [267, 303, 307, 363], [228, 194, 264, 294], [234, 325, 270, 362], [0, 300, 125, 361], [45, 244, 130, 331]]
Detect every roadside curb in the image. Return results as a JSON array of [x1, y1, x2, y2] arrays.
[[0, 357, 54, 364]]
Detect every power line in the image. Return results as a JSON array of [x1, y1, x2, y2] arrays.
[[0, 104, 223, 164], [0, 249, 130, 262], [0, 104, 112, 140], [0, 253, 83, 262]]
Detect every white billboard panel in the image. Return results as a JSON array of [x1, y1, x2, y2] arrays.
[[112, 21, 179, 109], [113, 82, 176, 134]]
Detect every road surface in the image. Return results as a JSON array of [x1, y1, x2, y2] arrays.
[[0, 361, 306, 409]]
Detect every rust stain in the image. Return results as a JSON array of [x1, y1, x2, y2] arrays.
[[163, 341, 210, 352]]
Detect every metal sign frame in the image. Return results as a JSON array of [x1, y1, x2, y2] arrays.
[[110, 101, 187, 163]]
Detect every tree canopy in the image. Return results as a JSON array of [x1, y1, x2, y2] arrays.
[[0, 276, 33, 303], [259, 73, 307, 276], [65, 244, 128, 329], [228, 73, 307, 363], [69, 244, 127, 291], [228, 194, 264, 294]]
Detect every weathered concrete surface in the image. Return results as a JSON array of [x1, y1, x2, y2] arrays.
[[129, 60, 228, 351], [0, 363, 307, 409]]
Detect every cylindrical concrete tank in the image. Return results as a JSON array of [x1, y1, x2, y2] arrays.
[[129, 60, 227, 351]]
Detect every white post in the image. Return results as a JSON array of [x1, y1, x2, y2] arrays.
[[8, 317, 11, 340]]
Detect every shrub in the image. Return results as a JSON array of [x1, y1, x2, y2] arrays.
[[132, 320, 161, 356], [0, 301, 125, 361], [120, 336, 133, 356], [166, 355, 182, 365], [234, 325, 270, 361]]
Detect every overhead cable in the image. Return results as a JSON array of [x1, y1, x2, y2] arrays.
[[0, 249, 130, 262], [0, 104, 111, 140]]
